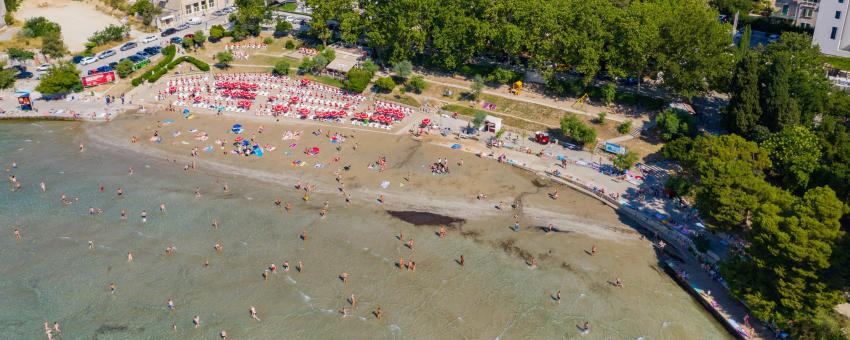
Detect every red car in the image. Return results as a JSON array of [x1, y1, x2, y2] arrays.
[[535, 131, 550, 144]]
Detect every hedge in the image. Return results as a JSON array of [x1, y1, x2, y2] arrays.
[[130, 46, 211, 86]]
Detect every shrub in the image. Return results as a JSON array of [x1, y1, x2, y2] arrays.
[[617, 120, 633, 134], [612, 150, 639, 171], [115, 59, 135, 78], [131, 77, 143, 86], [263, 37, 273, 45], [209, 25, 225, 41], [596, 112, 607, 125], [273, 59, 290, 75], [88, 24, 129, 45], [274, 20, 292, 38], [600, 83, 616, 105], [406, 75, 427, 93], [392, 60, 413, 79], [374, 76, 396, 92], [284, 40, 295, 49], [361, 59, 378, 77]]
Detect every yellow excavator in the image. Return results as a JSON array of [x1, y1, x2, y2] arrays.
[[509, 80, 523, 95]]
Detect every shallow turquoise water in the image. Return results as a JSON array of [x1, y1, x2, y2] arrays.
[[0, 121, 730, 339]]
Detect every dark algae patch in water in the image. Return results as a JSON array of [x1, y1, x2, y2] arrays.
[[387, 210, 465, 226]]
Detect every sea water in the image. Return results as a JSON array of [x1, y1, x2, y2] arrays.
[[0, 122, 730, 339]]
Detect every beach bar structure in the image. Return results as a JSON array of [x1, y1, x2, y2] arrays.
[[481, 115, 502, 133]]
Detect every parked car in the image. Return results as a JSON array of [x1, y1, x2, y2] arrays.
[[120, 42, 138, 51], [72, 55, 84, 64], [127, 55, 143, 63], [222, 6, 236, 14], [175, 23, 190, 31], [35, 63, 51, 72], [96, 65, 113, 73], [10, 65, 26, 73], [15, 71, 33, 79], [81, 56, 98, 65], [212, 10, 224, 16], [161, 28, 177, 37], [134, 51, 150, 60], [108, 61, 118, 69], [97, 50, 116, 59], [170, 36, 183, 44], [183, 34, 194, 40], [87, 69, 100, 75], [188, 17, 202, 25], [143, 46, 161, 55], [141, 35, 158, 43]]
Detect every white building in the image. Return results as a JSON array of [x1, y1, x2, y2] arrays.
[[813, 0, 850, 57], [156, 0, 231, 28], [772, 0, 819, 29]]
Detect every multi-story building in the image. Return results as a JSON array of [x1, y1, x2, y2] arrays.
[[772, 0, 820, 29], [155, 0, 231, 28], [813, 0, 850, 57]]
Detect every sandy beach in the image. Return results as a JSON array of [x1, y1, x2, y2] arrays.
[[0, 99, 729, 338]]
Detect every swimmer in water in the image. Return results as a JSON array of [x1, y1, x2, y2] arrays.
[[297, 260, 303, 273], [88, 240, 94, 250], [212, 219, 219, 229], [195, 187, 202, 198], [121, 210, 127, 220], [40, 181, 46, 192], [374, 307, 383, 320], [14, 228, 21, 241], [109, 282, 116, 294], [128, 166, 133, 175], [127, 252, 134, 262], [141, 210, 147, 223], [340, 272, 349, 284], [193, 315, 200, 328], [223, 182, 229, 192], [167, 298, 175, 310], [301, 230, 307, 241], [160, 203, 166, 213], [220, 330, 228, 339], [214, 242, 223, 253]]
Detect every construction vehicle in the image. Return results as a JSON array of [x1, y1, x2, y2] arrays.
[[571, 93, 588, 110], [509, 80, 523, 95]]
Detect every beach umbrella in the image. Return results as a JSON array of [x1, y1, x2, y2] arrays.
[[242, 140, 250, 146], [234, 136, 244, 142], [311, 147, 320, 154], [421, 118, 431, 126], [232, 124, 243, 134]]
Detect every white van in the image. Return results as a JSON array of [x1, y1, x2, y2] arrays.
[[141, 35, 158, 44], [188, 17, 202, 25]]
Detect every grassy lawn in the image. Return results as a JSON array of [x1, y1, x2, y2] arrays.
[[272, 2, 298, 12], [0, 37, 42, 51], [819, 54, 850, 71], [376, 93, 421, 107], [305, 74, 345, 88]]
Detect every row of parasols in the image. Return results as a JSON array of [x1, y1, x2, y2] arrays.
[[352, 112, 405, 124], [215, 81, 261, 91]]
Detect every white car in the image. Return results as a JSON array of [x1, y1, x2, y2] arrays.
[[188, 17, 202, 25], [35, 63, 51, 72], [141, 35, 158, 44], [81, 56, 98, 65]]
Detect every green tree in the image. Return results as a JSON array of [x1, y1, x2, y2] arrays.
[[6, 47, 34, 63], [612, 151, 639, 171], [274, 20, 293, 38], [344, 67, 372, 93], [0, 65, 17, 89], [374, 76, 396, 92], [765, 33, 830, 125], [209, 25, 226, 41], [313, 54, 330, 70], [739, 25, 752, 53], [115, 59, 135, 78], [232, 0, 268, 38], [392, 60, 413, 79], [406, 75, 427, 93], [560, 114, 598, 146], [130, 0, 161, 26], [608, 1, 661, 91], [596, 112, 607, 125], [762, 126, 822, 192], [600, 83, 616, 106], [655, 0, 734, 97], [655, 109, 694, 141], [760, 56, 800, 132], [36, 62, 82, 94], [710, 0, 753, 14], [193, 30, 206, 47], [299, 57, 316, 73], [726, 50, 762, 136], [722, 186, 846, 328], [470, 74, 484, 100], [361, 59, 379, 76], [472, 111, 487, 128], [215, 51, 234, 68], [4, 0, 21, 13], [22, 17, 60, 37], [486, 68, 517, 85], [40, 30, 67, 58], [306, 0, 355, 46]]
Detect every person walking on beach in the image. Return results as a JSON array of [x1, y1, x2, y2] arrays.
[[591, 245, 597, 256], [350, 294, 357, 308], [13, 228, 21, 241], [556, 290, 561, 304], [374, 307, 383, 320], [297, 260, 303, 273], [340, 272, 349, 284], [459, 255, 465, 267], [193, 315, 201, 328], [250, 306, 261, 321]]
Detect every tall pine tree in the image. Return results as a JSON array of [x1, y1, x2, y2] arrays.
[[761, 56, 800, 131], [727, 50, 762, 135]]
